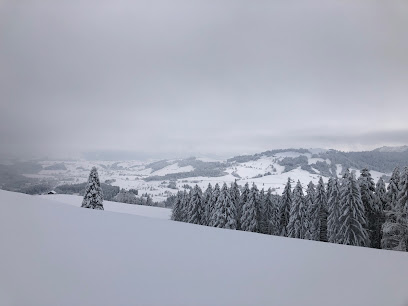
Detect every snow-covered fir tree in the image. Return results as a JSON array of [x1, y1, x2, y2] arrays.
[[237, 183, 250, 230], [327, 177, 341, 243], [146, 195, 153, 206], [230, 181, 241, 209], [382, 167, 408, 251], [241, 183, 259, 232], [338, 171, 368, 246], [188, 185, 203, 225], [287, 180, 307, 239], [375, 177, 387, 245], [180, 190, 190, 222], [315, 177, 328, 242], [263, 188, 280, 235], [304, 181, 317, 240], [208, 183, 220, 227], [229, 181, 241, 227], [171, 191, 184, 221], [326, 177, 334, 203], [258, 188, 267, 234], [202, 183, 213, 226], [213, 183, 237, 229], [386, 167, 400, 211], [358, 168, 379, 248], [375, 178, 387, 211], [81, 167, 104, 210], [280, 178, 292, 236]]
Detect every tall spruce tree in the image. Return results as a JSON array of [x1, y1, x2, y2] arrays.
[[326, 176, 334, 202], [304, 181, 317, 240], [188, 185, 203, 224], [202, 183, 213, 226], [382, 167, 408, 251], [180, 190, 190, 222], [316, 177, 328, 242], [327, 177, 341, 243], [230, 181, 241, 210], [386, 167, 400, 211], [82, 167, 104, 210], [338, 171, 368, 246], [208, 183, 221, 227], [213, 183, 237, 229], [258, 189, 267, 234], [375, 178, 387, 247], [287, 181, 307, 239], [171, 191, 184, 221], [280, 178, 292, 236], [241, 183, 260, 232], [375, 178, 387, 211], [358, 169, 379, 248], [263, 188, 280, 235], [237, 183, 250, 230]]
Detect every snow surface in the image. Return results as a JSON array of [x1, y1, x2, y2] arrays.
[[38, 194, 171, 219], [151, 163, 194, 176], [30, 149, 392, 202], [1, 190, 408, 306]]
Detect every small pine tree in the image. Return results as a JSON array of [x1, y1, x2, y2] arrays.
[[237, 183, 250, 230], [287, 181, 307, 239], [82, 167, 104, 210], [315, 177, 328, 242], [146, 195, 153, 206], [338, 171, 368, 246], [280, 178, 292, 236], [382, 167, 408, 251], [327, 177, 341, 243], [241, 183, 259, 232], [188, 185, 203, 225], [202, 183, 213, 226]]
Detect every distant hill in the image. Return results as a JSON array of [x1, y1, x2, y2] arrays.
[[372, 145, 408, 153]]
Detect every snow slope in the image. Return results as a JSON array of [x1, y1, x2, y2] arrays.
[[38, 194, 171, 219], [0, 190, 407, 306]]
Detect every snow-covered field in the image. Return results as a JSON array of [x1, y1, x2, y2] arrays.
[[28, 150, 391, 202], [38, 194, 171, 219], [0, 190, 407, 306]]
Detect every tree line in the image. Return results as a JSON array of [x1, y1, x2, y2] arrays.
[[171, 167, 408, 251]]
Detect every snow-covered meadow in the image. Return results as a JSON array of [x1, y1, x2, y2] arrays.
[[0, 190, 407, 306], [28, 150, 392, 202]]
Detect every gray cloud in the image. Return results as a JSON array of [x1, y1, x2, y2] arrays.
[[1, 0, 408, 159]]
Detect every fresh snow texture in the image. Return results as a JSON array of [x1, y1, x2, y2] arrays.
[[0, 190, 407, 306], [39, 194, 171, 219]]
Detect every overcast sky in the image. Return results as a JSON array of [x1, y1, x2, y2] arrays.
[[1, 0, 408, 159]]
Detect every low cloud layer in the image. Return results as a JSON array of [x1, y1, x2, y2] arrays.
[[1, 1, 408, 159]]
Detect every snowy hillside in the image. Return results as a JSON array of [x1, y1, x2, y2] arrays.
[[38, 194, 171, 219], [0, 190, 407, 306], [373, 145, 408, 153], [4, 146, 408, 202]]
